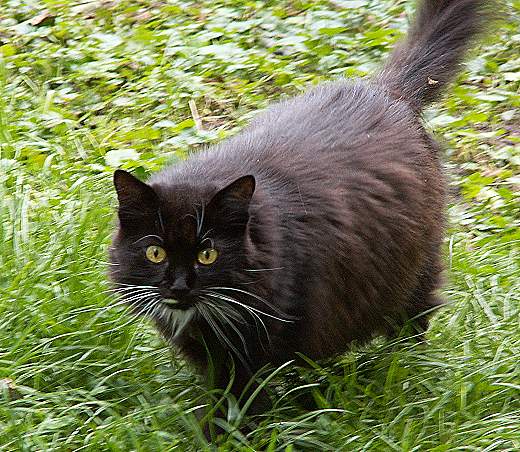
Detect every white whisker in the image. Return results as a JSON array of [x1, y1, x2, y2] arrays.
[[123, 296, 162, 355], [206, 286, 296, 320], [203, 289, 294, 323], [112, 283, 158, 290], [201, 299, 250, 358], [131, 234, 163, 245], [202, 291, 272, 350], [244, 267, 285, 272], [197, 303, 250, 370]]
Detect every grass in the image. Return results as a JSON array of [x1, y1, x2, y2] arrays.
[[0, 0, 518, 450]]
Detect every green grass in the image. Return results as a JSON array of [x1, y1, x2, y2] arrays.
[[0, 0, 519, 450]]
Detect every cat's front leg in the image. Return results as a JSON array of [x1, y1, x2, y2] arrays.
[[202, 355, 272, 441]]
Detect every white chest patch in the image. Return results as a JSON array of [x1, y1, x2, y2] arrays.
[[159, 302, 196, 341]]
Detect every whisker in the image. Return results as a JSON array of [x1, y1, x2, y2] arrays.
[[199, 228, 214, 242], [197, 304, 250, 370], [244, 267, 285, 272], [107, 285, 160, 301], [131, 235, 163, 245], [116, 292, 159, 305], [123, 297, 162, 355], [203, 289, 294, 323], [206, 286, 296, 320], [238, 279, 264, 286], [158, 209, 166, 234], [131, 298, 163, 316], [112, 283, 158, 289], [84, 259, 120, 266], [105, 286, 158, 296], [194, 202, 205, 238], [200, 297, 247, 324], [58, 299, 130, 321], [90, 289, 160, 327], [202, 292, 272, 351], [200, 299, 250, 359]]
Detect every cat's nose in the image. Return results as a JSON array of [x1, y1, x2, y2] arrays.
[[169, 286, 190, 299], [160, 278, 191, 300]]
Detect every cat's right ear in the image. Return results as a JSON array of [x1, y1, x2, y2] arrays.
[[113, 170, 159, 226]]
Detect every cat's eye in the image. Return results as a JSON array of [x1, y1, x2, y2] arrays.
[[197, 248, 218, 265], [145, 245, 167, 264]]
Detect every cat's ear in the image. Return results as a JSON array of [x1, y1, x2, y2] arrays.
[[113, 170, 159, 226], [207, 175, 255, 227]]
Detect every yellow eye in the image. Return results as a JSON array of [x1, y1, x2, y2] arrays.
[[197, 248, 218, 265], [145, 245, 167, 263]]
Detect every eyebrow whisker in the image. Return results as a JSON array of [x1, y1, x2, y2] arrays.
[[199, 228, 215, 243], [131, 235, 163, 245]]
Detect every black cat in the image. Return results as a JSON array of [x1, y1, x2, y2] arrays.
[[110, 0, 495, 424]]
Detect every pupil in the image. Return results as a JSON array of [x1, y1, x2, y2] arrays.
[[154, 248, 159, 257]]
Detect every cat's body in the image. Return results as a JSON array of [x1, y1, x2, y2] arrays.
[[110, 0, 494, 414], [150, 81, 444, 364]]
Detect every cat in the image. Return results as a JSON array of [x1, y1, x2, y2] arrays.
[[110, 0, 495, 426]]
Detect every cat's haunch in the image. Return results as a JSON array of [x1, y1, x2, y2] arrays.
[[109, 0, 496, 426]]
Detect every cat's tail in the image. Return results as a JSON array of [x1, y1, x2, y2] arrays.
[[376, 0, 497, 112]]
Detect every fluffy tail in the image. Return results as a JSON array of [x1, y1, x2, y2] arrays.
[[377, 0, 496, 111]]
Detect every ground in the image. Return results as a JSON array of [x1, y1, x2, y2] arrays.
[[0, 0, 518, 450]]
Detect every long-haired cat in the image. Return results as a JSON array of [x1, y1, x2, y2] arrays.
[[110, 0, 495, 423]]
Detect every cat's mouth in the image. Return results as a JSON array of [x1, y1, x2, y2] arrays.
[[162, 298, 194, 310]]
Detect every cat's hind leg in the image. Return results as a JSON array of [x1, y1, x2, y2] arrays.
[[404, 257, 446, 338], [406, 292, 445, 335]]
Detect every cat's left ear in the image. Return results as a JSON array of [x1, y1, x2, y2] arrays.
[[207, 175, 255, 227], [113, 169, 159, 226]]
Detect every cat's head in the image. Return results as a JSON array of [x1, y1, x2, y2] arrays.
[[109, 169, 257, 331]]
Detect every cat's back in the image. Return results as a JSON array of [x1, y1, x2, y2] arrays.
[[162, 79, 443, 234], [181, 80, 430, 183]]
